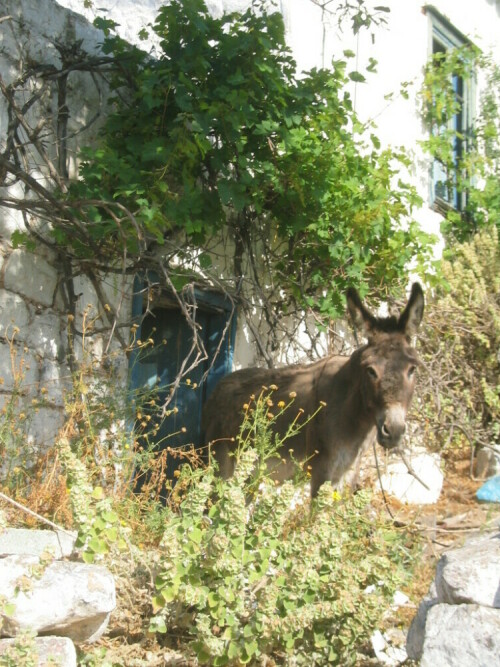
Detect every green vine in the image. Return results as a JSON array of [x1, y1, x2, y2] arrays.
[[0, 0, 436, 361]]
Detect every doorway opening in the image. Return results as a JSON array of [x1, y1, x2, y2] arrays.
[[129, 276, 236, 482]]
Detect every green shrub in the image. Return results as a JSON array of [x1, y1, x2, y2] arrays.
[[151, 393, 414, 665], [415, 226, 500, 451]]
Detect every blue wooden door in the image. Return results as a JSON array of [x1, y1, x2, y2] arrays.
[[130, 284, 235, 480]]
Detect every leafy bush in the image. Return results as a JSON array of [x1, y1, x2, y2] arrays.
[[59, 0, 433, 322], [151, 393, 413, 666], [414, 226, 500, 452]]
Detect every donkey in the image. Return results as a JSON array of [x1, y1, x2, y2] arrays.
[[202, 283, 424, 497]]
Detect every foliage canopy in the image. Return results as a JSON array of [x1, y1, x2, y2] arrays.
[[63, 0, 431, 331]]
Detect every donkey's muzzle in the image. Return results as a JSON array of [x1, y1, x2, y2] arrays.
[[376, 405, 407, 449]]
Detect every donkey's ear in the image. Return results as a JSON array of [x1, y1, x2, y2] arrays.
[[346, 287, 377, 338], [398, 283, 424, 338]]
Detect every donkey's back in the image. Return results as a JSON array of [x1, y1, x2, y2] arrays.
[[202, 356, 346, 479]]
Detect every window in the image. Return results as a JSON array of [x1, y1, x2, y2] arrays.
[[424, 5, 475, 212]]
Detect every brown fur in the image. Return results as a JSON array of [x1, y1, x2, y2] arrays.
[[202, 284, 424, 497]]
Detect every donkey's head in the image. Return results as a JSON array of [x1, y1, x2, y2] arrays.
[[346, 283, 424, 450]]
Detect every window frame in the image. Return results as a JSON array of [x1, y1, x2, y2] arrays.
[[423, 5, 476, 213]]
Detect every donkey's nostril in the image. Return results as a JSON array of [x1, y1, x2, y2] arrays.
[[378, 417, 406, 445]]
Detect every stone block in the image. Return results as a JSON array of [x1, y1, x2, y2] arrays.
[[434, 532, 500, 608], [420, 603, 500, 667], [0, 291, 31, 339], [0, 555, 116, 643], [0, 528, 77, 559], [0, 341, 39, 394], [4, 249, 58, 308], [26, 311, 64, 360], [39, 358, 68, 408], [0, 635, 76, 667], [26, 406, 65, 449], [0, 184, 26, 237], [406, 583, 438, 661]]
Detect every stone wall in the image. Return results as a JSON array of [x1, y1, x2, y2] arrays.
[[0, 528, 116, 667], [0, 0, 133, 458]]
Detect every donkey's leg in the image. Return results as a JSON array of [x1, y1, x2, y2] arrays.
[[310, 454, 339, 498]]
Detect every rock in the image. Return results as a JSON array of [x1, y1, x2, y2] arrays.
[[377, 451, 443, 504], [434, 533, 500, 607], [406, 582, 439, 661], [0, 635, 76, 667], [26, 405, 66, 450], [475, 445, 500, 479], [0, 555, 116, 643], [26, 311, 65, 360], [407, 532, 500, 662], [420, 603, 500, 667], [0, 528, 77, 558], [371, 629, 407, 666], [0, 291, 30, 338], [3, 250, 58, 308], [0, 342, 39, 395]]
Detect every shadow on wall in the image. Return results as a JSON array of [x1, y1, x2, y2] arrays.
[[486, 0, 500, 18]]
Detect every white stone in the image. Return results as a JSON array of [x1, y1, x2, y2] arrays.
[[0, 341, 39, 394], [0, 528, 77, 559], [26, 406, 65, 449], [420, 603, 500, 667], [407, 533, 500, 662], [406, 583, 438, 661], [0, 183, 27, 237], [377, 451, 443, 504], [0, 555, 116, 643], [392, 590, 410, 608], [0, 636, 76, 667], [39, 358, 67, 408], [0, 292, 31, 338], [434, 533, 500, 608], [26, 311, 63, 359], [2, 0, 104, 67], [3, 250, 58, 308], [371, 629, 408, 666]]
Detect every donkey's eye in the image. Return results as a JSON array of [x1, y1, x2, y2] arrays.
[[408, 365, 417, 379], [367, 366, 378, 380]]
